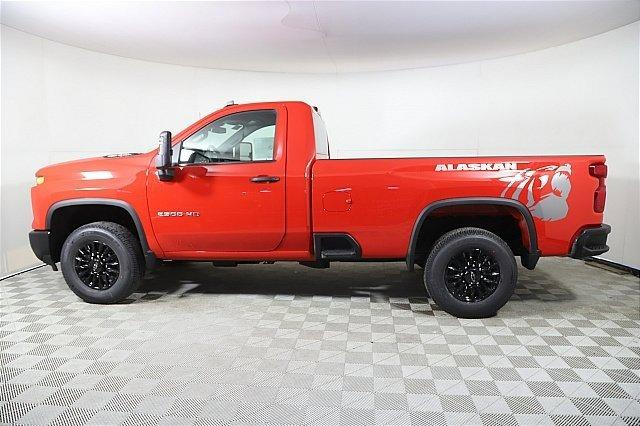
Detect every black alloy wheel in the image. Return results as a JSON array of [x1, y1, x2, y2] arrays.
[[444, 248, 500, 303], [74, 241, 120, 290], [424, 227, 518, 318], [61, 222, 143, 304]]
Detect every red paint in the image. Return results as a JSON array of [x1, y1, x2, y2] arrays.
[[31, 101, 607, 263]]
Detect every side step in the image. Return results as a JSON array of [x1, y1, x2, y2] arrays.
[[321, 249, 357, 260], [313, 233, 361, 261]]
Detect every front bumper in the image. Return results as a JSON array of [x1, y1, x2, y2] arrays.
[[29, 230, 57, 270], [570, 224, 611, 259]]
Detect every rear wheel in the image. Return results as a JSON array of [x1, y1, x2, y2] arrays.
[[424, 227, 517, 318], [60, 222, 143, 303]]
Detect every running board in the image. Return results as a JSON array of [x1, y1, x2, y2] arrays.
[[313, 233, 362, 261], [320, 249, 358, 260]]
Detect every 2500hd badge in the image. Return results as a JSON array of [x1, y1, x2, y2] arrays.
[[157, 211, 201, 217]]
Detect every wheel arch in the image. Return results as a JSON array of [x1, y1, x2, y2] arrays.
[[406, 197, 540, 271], [46, 198, 156, 269]]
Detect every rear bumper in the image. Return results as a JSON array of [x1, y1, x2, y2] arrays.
[[29, 230, 57, 269], [570, 224, 611, 259]]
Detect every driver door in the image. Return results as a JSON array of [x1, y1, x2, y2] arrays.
[[147, 106, 286, 254]]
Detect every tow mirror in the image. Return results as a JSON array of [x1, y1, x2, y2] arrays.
[[156, 131, 175, 181], [239, 142, 253, 161]]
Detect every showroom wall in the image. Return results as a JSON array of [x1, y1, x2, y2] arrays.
[[1, 22, 638, 274]]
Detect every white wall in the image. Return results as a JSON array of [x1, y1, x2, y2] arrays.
[[1, 22, 638, 274]]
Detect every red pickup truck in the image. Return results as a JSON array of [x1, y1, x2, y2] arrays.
[[30, 101, 610, 318]]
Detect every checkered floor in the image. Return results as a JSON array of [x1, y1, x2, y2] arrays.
[[1, 258, 639, 425]]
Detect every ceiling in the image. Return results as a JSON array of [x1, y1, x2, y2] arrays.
[[2, 1, 639, 73]]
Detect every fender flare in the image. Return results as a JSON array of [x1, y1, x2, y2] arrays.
[[406, 197, 540, 271], [46, 198, 157, 269]]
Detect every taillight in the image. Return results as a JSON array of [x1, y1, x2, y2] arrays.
[[589, 163, 607, 213], [589, 164, 608, 178]]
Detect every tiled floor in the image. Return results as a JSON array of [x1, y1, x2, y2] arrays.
[[1, 258, 639, 425]]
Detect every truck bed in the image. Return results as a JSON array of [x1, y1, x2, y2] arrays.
[[312, 155, 605, 259]]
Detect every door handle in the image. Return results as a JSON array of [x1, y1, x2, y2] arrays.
[[251, 175, 280, 183]]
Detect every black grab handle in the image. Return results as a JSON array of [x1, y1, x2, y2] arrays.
[[250, 175, 280, 183]]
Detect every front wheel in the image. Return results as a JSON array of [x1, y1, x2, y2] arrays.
[[60, 222, 143, 304], [424, 227, 517, 318]]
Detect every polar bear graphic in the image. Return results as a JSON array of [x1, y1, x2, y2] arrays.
[[499, 164, 572, 221]]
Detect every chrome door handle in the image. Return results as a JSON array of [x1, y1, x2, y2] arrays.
[[250, 175, 280, 183]]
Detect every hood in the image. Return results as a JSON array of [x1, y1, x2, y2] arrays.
[[35, 152, 155, 182]]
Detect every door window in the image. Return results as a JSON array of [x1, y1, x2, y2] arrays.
[[179, 110, 276, 164]]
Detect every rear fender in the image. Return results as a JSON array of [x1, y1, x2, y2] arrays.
[[406, 197, 540, 271]]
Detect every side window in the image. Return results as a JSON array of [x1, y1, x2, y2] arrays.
[[312, 110, 330, 159], [179, 110, 276, 164]]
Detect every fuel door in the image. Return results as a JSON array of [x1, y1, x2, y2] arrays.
[[322, 188, 352, 212]]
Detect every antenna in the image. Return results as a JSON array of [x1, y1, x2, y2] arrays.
[[225, 100, 235, 107]]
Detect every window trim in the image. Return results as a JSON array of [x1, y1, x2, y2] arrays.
[[176, 109, 278, 166]]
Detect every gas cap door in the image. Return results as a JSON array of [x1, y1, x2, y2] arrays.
[[322, 188, 352, 212]]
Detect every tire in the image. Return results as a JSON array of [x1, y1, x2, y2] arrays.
[[424, 227, 517, 318], [60, 222, 143, 304]]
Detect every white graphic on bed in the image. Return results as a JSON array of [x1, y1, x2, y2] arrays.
[[498, 164, 572, 221]]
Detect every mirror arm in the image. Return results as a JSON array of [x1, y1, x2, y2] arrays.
[[171, 141, 181, 167], [157, 168, 175, 182]]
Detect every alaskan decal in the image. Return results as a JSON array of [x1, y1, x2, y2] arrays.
[[498, 164, 572, 221], [435, 162, 519, 172]]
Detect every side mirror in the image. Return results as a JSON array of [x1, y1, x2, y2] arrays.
[[156, 131, 175, 181], [239, 142, 253, 161]]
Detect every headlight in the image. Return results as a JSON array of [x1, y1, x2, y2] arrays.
[[36, 176, 45, 185]]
